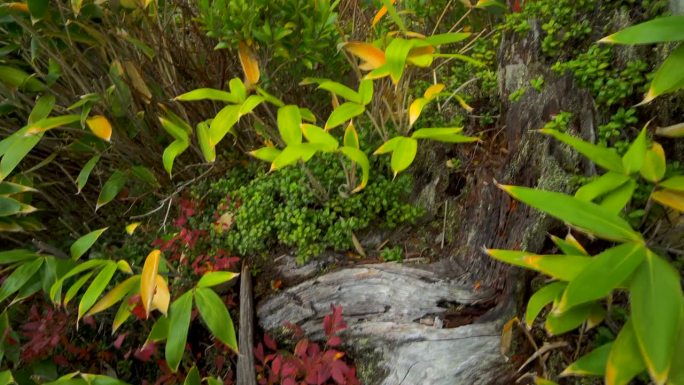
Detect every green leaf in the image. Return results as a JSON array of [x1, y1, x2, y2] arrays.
[[112, 297, 133, 334], [26, 115, 81, 135], [390, 137, 417, 176], [166, 291, 193, 372], [622, 126, 648, 174], [51, 260, 106, 303], [86, 275, 141, 317], [550, 234, 588, 255], [600, 16, 684, 44], [70, 227, 108, 260], [668, 308, 684, 385], [196, 272, 239, 288], [325, 102, 365, 130], [0, 131, 43, 180], [630, 250, 683, 384], [301, 124, 338, 151], [76, 155, 101, 194], [299, 108, 317, 123], [29, 94, 56, 124], [96, 170, 127, 210], [249, 147, 281, 162], [206, 378, 223, 385], [183, 367, 201, 385], [28, 0, 49, 19], [411, 127, 463, 139], [239, 95, 264, 117], [339, 146, 370, 193], [660, 176, 684, 191], [129, 166, 159, 187], [146, 316, 169, 344], [423, 32, 471, 46], [0, 181, 35, 196], [0, 65, 45, 92], [78, 262, 118, 321], [175, 88, 238, 103], [497, 184, 641, 242], [159, 117, 190, 142], [256, 87, 284, 107], [209, 105, 240, 146], [374, 136, 403, 155], [545, 302, 602, 335], [270, 144, 318, 171], [228, 78, 247, 103], [344, 122, 360, 149], [0, 370, 14, 385], [605, 320, 646, 385], [196, 122, 215, 163], [0, 258, 43, 303], [486, 249, 592, 281], [642, 44, 684, 104], [63, 272, 94, 307], [0, 196, 21, 217], [385, 38, 415, 84], [558, 243, 645, 312], [0, 249, 39, 265], [599, 179, 636, 214], [575, 172, 630, 202], [380, 0, 406, 32], [316, 80, 361, 104], [358, 80, 374, 105], [277, 105, 303, 146], [541, 129, 624, 172], [162, 140, 190, 177], [525, 281, 566, 327], [194, 287, 238, 352], [561, 342, 613, 377]]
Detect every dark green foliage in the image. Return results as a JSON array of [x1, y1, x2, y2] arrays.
[[598, 107, 639, 148], [198, 155, 423, 263], [198, 0, 340, 71], [380, 246, 403, 262], [543, 111, 573, 132]]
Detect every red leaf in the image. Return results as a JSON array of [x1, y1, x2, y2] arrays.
[[254, 342, 265, 362], [134, 342, 156, 362], [294, 338, 309, 357], [272, 355, 282, 375], [114, 332, 129, 349], [327, 336, 342, 347], [282, 378, 296, 385]]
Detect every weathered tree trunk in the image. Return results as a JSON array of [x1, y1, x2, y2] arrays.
[[257, 19, 597, 385], [237, 263, 257, 385]]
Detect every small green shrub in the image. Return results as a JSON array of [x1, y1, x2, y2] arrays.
[[197, 155, 423, 263], [542, 111, 572, 132], [380, 246, 403, 262]]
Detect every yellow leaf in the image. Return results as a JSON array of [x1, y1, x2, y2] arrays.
[[150, 275, 169, 316], [85, 275, 140, 317], [123, 61, 152, 103], [423, 83, 445, 100], [85, 115, 112, 142], [409, 97, 428, 126], [651, 189, 684, 212], [238, 41, 260, 87], [140, 249, 161, 318], [344, 42, 386, 71], [454, 94, 474, 113], [500, 317, 519, 355], [125, 222, 141, 235], [6, 2, 29, 12]]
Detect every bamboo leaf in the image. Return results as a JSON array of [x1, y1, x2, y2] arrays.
[[301, 124, 338, 151], [390, 137, 417, 176], [496, 184, 641, 242], [270, 144, 318, 171], [277, 105, 302, 146], [641, 44, 684, 104], [196, 121, 215, 163], [175, 88, 238, 103], [575, 172, 630, 202], [599, 179, 636, 214], [380, 0, 406, 32], [140, 250, 161, 318], [249, 147, 281, 162], [344, 122, 360, 149], [64, 272, 94, 307], [96, 170, 127, 210], [85, 115, 113, 142], [525, 281, 566, 327], [409, 97, 429, 127], [423, 33, 471, 46], [411, 127, 463, 139], [76, 155, 100, 194], [194, 287, 238, 352], [541, 129, 624, 173], [605, 320, 646, 385], [651, 189, 684, 211], [358, 80, 374, 105], [558, 243, 645, 312], [85, 275, 140, 317], [0, 258, 43, 303], [599, 16, 684, 44], [622, 126, 648, 174], [385, 38, 415, 84], [77, 261, 118, 322], [238, 41, 260, 86], [561, 342, 613, 377], [209, 105, 240, 146], [339, 146, 369, 193], [486, 249, 592, 281], [197, 272, 239, 288], [239, 95, 264, 117], [659, 176, 684, 191], [184, 366, 200, 385], [423, 83, 445, 100], [162, 139, 190, 177], [228, 78, 246, 103], [545, 302, 602, 335], [166, 291, 193, 372], [70, 227, 108, 260], [25, 115, 81, 136], [325, 102, 365, 130], [316, 80, 361, 104], [630, 250, 683, 384]]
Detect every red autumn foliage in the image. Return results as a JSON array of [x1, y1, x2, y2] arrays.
[[254, 305, 360, 385]]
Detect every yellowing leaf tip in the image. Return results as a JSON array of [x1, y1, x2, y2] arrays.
[[597, 35, 615, 44]]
